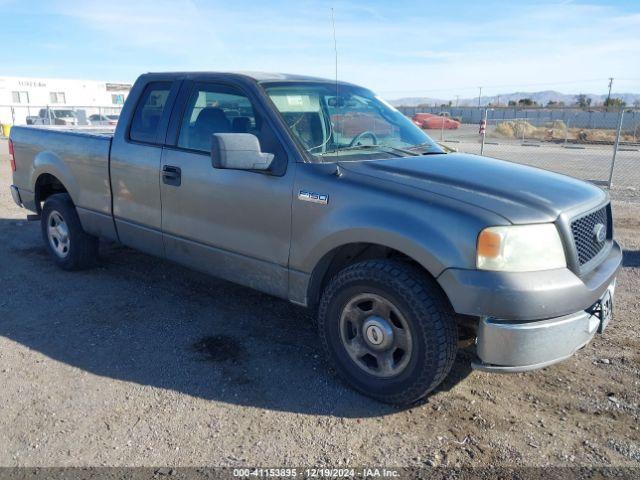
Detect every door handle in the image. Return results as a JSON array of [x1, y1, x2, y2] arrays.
[[162, 165, 181, 186]]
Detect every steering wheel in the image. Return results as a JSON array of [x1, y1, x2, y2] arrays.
[[348, 131, 378, 147]]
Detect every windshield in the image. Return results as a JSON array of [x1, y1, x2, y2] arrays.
[[262, 82, 443, 161], [54, 110, 76, 118]]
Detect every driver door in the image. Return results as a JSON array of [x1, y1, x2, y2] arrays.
[[160, 81, 294, 298]]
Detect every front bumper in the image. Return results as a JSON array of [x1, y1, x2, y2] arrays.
[[438, 241, 622, 321], [437, 241, 622, 372], [472, 281, 615, 372]]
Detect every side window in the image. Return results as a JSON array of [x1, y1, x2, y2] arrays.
[[177, 85, 257, 152], [129, 82, 172, 144]]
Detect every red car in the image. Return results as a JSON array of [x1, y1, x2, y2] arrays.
[[331, 112, 394, 137], [412, 112, 460, 130]]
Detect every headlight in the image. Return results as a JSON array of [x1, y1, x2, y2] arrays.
[[477, 224, 566, 272]]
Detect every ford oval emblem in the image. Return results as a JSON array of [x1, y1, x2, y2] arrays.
[[593, 223, 606, 243]]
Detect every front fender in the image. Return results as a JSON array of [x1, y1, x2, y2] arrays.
[[295, 205, 472, 278], [288, 162, 510, 306], [288, 200, 503, 307]]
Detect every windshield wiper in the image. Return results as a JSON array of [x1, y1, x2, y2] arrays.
[[405, 142, 446, 154], [318, 144, 419, 157]]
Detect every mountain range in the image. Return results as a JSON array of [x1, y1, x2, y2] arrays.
[[389, 90, 640, 107]]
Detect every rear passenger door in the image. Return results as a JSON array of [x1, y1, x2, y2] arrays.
[[110, 80, 180, 256], [160, 80, 294, 298]]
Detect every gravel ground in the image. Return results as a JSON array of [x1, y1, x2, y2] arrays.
[[0, 139, 638, 468]]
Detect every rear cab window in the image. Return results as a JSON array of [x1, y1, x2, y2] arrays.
[[129, 82, 173, 144]]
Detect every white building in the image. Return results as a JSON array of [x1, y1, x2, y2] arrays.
[[0, 76, 131, 125]]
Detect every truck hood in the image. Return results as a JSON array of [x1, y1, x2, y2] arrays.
[[339, 153, 607, 224]]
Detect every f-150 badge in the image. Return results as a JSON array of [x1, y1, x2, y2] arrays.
[[298, 190, 329, 205]]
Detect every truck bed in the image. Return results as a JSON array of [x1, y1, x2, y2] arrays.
[[17, 125, 116, 137], [10, 125, 114, 225]]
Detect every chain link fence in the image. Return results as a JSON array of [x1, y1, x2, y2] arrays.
[[0, 104, 123, 128], [402, 107, 640, 190]]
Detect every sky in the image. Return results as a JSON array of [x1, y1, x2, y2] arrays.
[[3, 0, 640, 100]]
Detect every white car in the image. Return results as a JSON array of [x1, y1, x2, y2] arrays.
[[33, 109, 78, 126], [88, 114, 118, 126]]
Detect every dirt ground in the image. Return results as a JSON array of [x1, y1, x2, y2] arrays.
[[0, 140, 638, 468], [492, 119, 639, 144]]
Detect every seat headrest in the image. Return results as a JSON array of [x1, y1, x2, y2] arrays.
[[194, 107, 231, 133], [232, 116, 251, 133]]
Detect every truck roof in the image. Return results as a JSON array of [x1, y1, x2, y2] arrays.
[[142, 71, 359, 87]]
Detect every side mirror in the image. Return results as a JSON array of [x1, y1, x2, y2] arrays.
[[211, 133, 274, 171]]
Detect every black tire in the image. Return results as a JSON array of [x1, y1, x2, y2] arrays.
[[41, 193, 98, 270], [317, 259, 457, 405]]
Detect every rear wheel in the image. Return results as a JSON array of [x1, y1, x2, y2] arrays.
[[41, 193, 98, 270], [317, 259, 457, 405]]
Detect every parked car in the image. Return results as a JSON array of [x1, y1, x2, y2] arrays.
[[436, 111, 462, 123], [9, 72, 620, 405], [88, 114, 118, 126], [33, 108, 78, 126], [330, 112, 394, 138], [413, 112, 460, 129]]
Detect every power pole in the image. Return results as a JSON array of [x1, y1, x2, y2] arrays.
[[606, 77, 614, 110], [455, 95, 459, 107], [478, 87, 482, 108]]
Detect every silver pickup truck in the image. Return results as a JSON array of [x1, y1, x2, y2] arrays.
[[8, 72, 621, 404]]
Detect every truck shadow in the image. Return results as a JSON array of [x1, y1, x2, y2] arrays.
[[0, 219, 472, 418], [622, 249, 640, 267]]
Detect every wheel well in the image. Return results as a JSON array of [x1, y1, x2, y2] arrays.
[[307, 243, 424, 309], [307, 243, 477, 343], [35, 174, 68, 213]]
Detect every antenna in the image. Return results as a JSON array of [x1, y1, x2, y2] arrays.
[[331, 7, 339, 157], [331, 8, 338, 95]]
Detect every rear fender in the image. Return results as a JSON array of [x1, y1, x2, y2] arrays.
[[32, 151, 81, 205]]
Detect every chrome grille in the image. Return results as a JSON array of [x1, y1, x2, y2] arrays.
[[571, 206, 608, 266]]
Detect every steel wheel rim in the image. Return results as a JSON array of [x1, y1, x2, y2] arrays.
[[339, 292, 413, 378], [47, 210, 70, 258]]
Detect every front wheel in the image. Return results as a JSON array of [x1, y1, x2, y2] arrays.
[[317, 260, 457, 405], [41, 193, 98, 270]]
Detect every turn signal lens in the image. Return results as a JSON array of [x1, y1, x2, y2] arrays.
[[477, 229, 501, 258]]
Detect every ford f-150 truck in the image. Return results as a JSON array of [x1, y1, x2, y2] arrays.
[[8, 72, 621, 404]]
